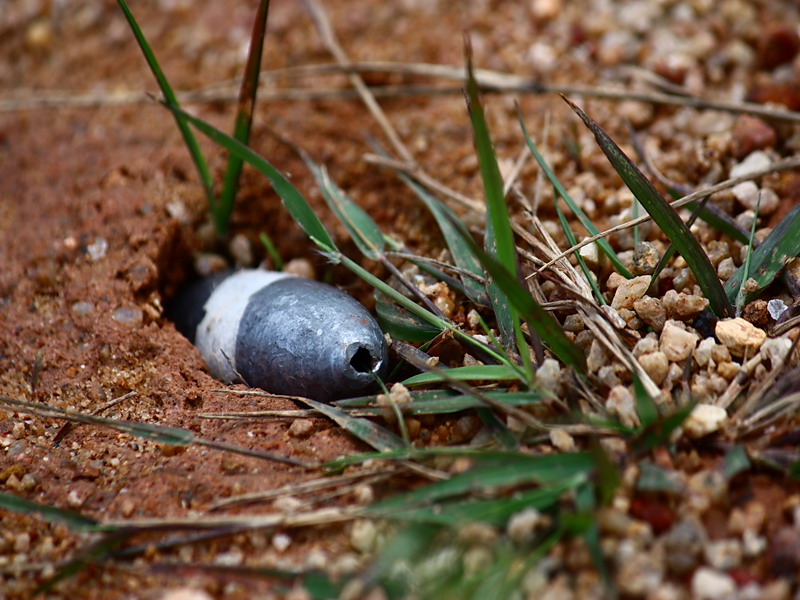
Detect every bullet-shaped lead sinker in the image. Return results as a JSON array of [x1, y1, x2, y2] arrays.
[[173, 270, 388, 402]]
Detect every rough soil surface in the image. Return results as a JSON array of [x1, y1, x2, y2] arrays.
[[2, 0, 800, 598]]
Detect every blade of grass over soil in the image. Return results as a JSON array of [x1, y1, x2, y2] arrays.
[[517, 106, 634, 279], [0, 492, 100, 531], [562, 96, 732, 317], [370, 452, 593, 513], [402, 364, 521, 386], [377, 479, 577, 526], [0, 395, 309, 467], [217, 0, 271, 237], [465, 43, 519, 347], [375, 292, 441, 342], [295, 397, 405, 452], [115, 0, 215, 227], [723, 205, 800, 306]]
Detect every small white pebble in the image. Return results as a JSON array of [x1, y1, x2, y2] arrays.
[[287, 419, 314, 438], [691, 567, 736, 600], [730, 150, 772, 179], [660, 320, 699, 361], [66, 490, 84, 508], [283, 258, 316, 279], [607, 385, 638, 428], [536, 358, 562, 394], [717, 257, 737, 281], [760, 337, 792, 367], [507, 508, 546, 545], [87, 238, 108, 261], [767, 298, 789, 320], [704, 539, 742, 570], [160, 588, 215, 600], [350, 519, 378, 553], [272, 532, 292, 553], [272, 495, 303, 514], [684, 404, 727, 438]]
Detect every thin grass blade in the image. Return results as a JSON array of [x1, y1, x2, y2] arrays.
[[379, 481, 576, 525], [165, 104, 336, 251], [375, 293, 440, 342], [402, 364, 521, 387], [217, 0, 271, 237], [115, 0, 215, 220], [395, 171, 489, 305], [296, 397, 405, 452], [554, 197, 605, 304], [517, 106, 634, 279], [563, 95, 732, 317], [724, 205, 800, 305], [306, 160, 385, 259], [465, 40, 525, 371], [0, 492, 100, 531], [371, 452, 593, 513]]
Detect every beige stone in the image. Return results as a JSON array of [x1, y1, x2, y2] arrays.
[[638, 351, 669, 385], [607, 385, 638, 428], [715, 318, 766, 358], [684, 404, 727, 439], [660, 320, 699, 361], [634, 296, 667, 332], [662, 289, 709, 320], [611, 275, 651, 310]]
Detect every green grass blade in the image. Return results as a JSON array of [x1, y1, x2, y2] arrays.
[[1, 395, 306, 467], [465, 51, 519, 351], [724, 205, 800, 305], [440, 210, 586, 372], [375, 293, 441, 342], [724, 444, 751, 480], [563, 96, 732, 317], [554, 196, 606, 304], [575, 483, 614, 597], [379, 481, 577, 525], [371, 452, 593, 513], [402, 364, 522, 387], [115, 0, 215, 221], [395, 170, 489, 306], [259, 232, 284, 269], [338, 390, 544, 414], [0, 492, 100, 531], [165, 104, 336, 251], [517, 106, 634, 279], [296, 397, 405, 452], [216, 0, 271, 237], [633, 373, 658, 429], [305, 161, 385, 260]]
